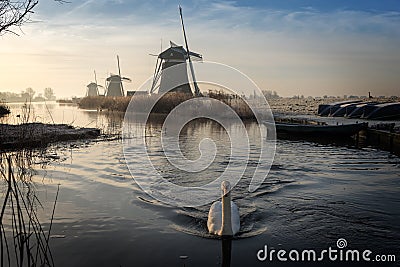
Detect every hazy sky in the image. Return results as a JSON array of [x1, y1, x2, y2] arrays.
[[1, 0, 399, 98]]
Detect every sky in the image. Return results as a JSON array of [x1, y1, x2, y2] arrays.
[[0, 0, 399, 98]]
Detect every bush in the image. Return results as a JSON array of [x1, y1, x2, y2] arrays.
[[0, 104, 10, 116]]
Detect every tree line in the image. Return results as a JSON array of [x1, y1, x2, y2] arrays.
[[0, 88, 56, 102]]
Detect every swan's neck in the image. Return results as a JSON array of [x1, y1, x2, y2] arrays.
[[221, 192, 233, 236]]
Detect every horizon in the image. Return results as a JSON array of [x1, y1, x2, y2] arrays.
[[1, 0, 399, 98]]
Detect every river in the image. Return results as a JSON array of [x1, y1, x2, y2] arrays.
[[1, 101, 399, 267]]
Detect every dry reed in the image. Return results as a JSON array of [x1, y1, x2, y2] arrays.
[[0, 151, 57, 267], [78, 91, 255, 119]]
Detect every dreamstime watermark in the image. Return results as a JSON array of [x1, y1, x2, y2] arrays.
[[122, 61, 276, 207], [257, 238, 396, 263]]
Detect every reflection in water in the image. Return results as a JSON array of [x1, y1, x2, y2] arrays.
[[0, 151, 57, 267], [221, 238, 232, 267], [148, 119, 234, 187]]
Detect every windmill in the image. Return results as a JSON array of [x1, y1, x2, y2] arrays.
[[105, 55, 131, 97], [86, 70, 104, 97], [149, 7, 202, 95]]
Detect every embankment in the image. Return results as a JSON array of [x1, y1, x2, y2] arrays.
[[0, 123, 100, 150]]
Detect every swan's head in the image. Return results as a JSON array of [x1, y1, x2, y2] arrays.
[[221, 181, 231, 196]]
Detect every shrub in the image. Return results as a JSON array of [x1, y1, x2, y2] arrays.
[[0, 104, 10, 116]]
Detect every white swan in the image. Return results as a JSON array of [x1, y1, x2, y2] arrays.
[[207, 181, 240, 236]]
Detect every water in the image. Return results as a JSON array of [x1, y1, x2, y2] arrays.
[[1, 102, 400, 266]]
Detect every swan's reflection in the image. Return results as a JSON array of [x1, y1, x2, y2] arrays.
[[221, 237, 232, 267]]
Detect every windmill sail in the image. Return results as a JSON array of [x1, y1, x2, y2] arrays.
[[179, 5, 201, 96]]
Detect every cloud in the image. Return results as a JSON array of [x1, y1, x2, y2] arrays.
[[1, 0, 399, 97]]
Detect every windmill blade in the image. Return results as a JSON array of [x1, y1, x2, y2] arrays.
[[179, 5, 201, 96], [93, 70, 99, 95], [94, 70, 98, 84], [189, 51, 202, 60], [117, 55, 121, 77], [190, 55, 203, 62], [189, 51, 202, 58], [116, 55, 126, 96]]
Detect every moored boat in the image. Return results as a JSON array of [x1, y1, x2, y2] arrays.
[[345, 102, 378, 118], [330, 102, 361, 117], [361, 102, 400, 120], [318, 100, 362, 116], [264, 121, 368, 138]]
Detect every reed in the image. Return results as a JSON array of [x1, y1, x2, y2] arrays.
[[207, 90, 254, 119], [0, 151, 57, 267], [78, 96, 130, 111], [78, 91, 255, 119]]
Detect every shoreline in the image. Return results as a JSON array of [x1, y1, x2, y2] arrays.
[[0, 122, 100, 150]]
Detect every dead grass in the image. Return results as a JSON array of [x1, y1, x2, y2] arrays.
[[78, 91, 255, 119]]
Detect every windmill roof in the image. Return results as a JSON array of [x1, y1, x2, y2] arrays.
[[159, 46, 187, 60], [158, 42, 202, 60], [106, 75, 122, 81], [87, 82, 98, 88]]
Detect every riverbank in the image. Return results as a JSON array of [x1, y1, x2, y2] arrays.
[[0, 123, 100, 149], [267, 97, 399, 116]]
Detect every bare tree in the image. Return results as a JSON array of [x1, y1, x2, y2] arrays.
[[44, 87, 55, 100], [0, 0, 38, 35], [0, 0, 68, 35], [25, 87, 35, 99]]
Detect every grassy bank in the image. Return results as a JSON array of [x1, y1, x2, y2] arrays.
[[78, 91, 255, 119]]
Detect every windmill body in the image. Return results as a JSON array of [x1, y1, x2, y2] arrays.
[[86, 71, 103, 96], [86, 82, 99, 96], [105, 75, 124, 97], [150, 41, 202, 95], [105, 56, 131, 97]]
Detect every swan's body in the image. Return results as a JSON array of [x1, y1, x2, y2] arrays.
[[207, 181, 240, 236]]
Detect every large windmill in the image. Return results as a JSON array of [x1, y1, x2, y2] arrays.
[[105, 55, 131, 97], [149, 6, 202, 96], [86, 70, 104, 97]]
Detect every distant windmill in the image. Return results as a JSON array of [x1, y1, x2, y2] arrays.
[[149, 7, 202, 95], [86, 70, 104, 97], [105, 55, 131, 97]]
